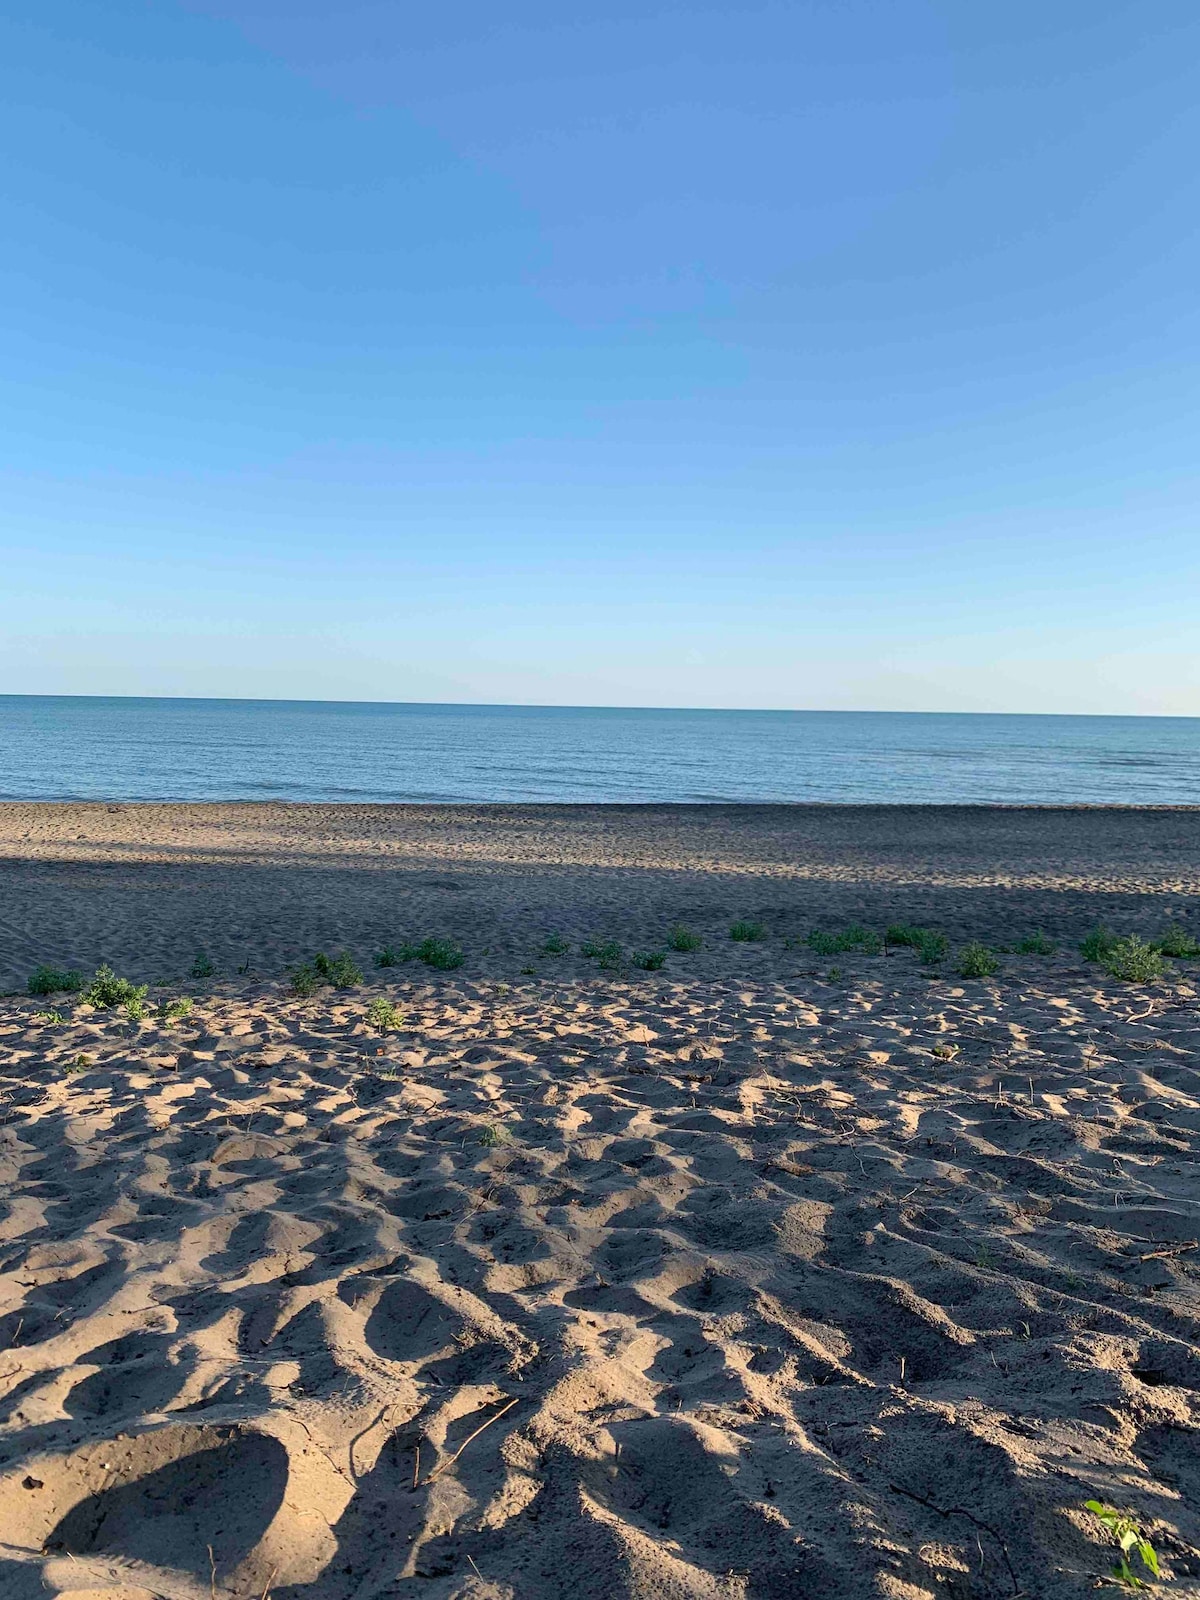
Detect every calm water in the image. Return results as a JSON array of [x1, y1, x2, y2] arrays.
[[1, 697, 1198, 805]]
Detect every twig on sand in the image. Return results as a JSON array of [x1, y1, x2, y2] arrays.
[[889, 1482, 1021, 1595], [421, 1396, 519, 1487], [1137, 1240, 1198, 1262]]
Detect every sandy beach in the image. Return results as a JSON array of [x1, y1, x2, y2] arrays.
[[0, 804, 1198, 1597]]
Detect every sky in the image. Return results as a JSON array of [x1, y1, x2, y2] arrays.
[[2, 0, 1198, 713]]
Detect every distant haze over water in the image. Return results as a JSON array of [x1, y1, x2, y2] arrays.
[[1, 697, 1197, 806]]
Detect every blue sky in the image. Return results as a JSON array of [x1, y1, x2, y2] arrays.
[[2, 0, 1198, 711]]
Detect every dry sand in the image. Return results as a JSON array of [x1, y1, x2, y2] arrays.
[[0, 803, 1198, 1598]]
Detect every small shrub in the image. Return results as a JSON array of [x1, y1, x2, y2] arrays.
[[375, 944, 406, 968], [632, 950, 667, 971], [520, 964, 537, 975], [886, 924, 947, 961], [807, 926, 883, 957], [1084, 1501, 1160, 1589], [581, 939, 623, 969], [64, 1053, 92, 1075], [367, 996, 404, 1033], [668, 926, 703, 952], [290, 963, 322, 998], [83, 965, 148, 1010], [826, 966, 842, 981], [479, 1124, 510, 1147], [302, 951, 362, 987], [955, 941, 999, 979], [158, 997, 193, 1023], [190, 952, 214, 980], [542, 934, 569, 955], [1017, 930, 1055, 955], [1080, 925, 1118, 962], [34, 1008, 65, 1025], [328, 952, 363, 987], [124, 994, 148, 1023], [1101, 935, 1165, 984], [27, 966, 84, 997], [415, 937, 464, 971], [730, 920, 766, 942], [1155, 925, 1200, 959]]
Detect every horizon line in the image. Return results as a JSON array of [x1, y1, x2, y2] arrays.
[[0, 692, 1197, 721]]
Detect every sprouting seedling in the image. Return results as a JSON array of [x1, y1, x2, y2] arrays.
[[1085, 1501, 1160, 1588]]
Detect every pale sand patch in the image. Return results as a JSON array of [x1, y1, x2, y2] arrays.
[[0, 806, 1196, 1596]]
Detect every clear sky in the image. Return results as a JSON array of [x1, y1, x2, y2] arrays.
[[2, 1, 1198, 712]]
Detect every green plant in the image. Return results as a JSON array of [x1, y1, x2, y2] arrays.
[[157, 996, 193, 1023], [1017, 930, 1055, 955], [479, 1123, 510, 1147], [807, 925, 883, 957], [1155, 925, 1200, 958], [668, 926, 703, 952], [83, 965, 148, 1010], [542, 933, 570, 955], [826, 966, 842, 981], [520, 964, 537, 975], [1101, 935, 1165, 984], [65, 1053, 92, 1075], [415, 937, 464, 971], [27, 966, 84, 997], [885, 925, 947, 962], [730, 920, 766, 942], [306, 951, 362, 987], [581, 939, 623, 969], [1084, 1501, 1160, 1589], [955, 941, 1000, 979], [290, 962, 322, 998], [34, 1008, 65, 1025], [124, 994, 147, 1023], [328, 953, 363, 987], [632, 950, 667, 971], [375, 944, 405, 968], [1080, 925, 1119, 962], [367, 996, 404, 1033], [190, 952, 214, 980]]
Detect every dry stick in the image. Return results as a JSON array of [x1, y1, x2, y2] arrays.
[[1139, 1240, 1199, 1262], [421, 1397, 519, 1487]]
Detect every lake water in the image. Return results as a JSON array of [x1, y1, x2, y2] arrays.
[[1, 697, 1198, 805]]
